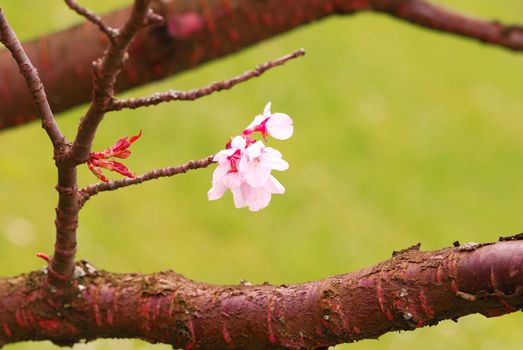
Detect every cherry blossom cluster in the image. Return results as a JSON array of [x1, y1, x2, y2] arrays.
[[87, 130, 142, 182], [208, 102, 293, 211]]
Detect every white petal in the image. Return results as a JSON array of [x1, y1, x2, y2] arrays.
[[262, 147, 289, 171], [271, 159, 289, 171], [211, 164, 229, 183], [223, 172, 242, 188], [231, 187, 247, 208], [239, 155, 268, 187], [230, 135, 246, 150], [208, 183, 227, 200], [246, 187, 272, 211], [243, 163, 271, 187], [238, 153, 249, 173], [263, 146, 282, 158], [213, 148, 235, 163], [263, 102, 272, 117], [266, 175, 285, 194], [245, 114, 266, 131], [244, 141, 264, 160], [266, 113, 293, 140]]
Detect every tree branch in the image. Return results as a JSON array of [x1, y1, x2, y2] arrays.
[[1, 0, 522, 130], [64, 0, 118, 42], [79, 155, 214, 206], [109, 49, 305, 111], [1, 1, 302, 292], [1, 2, 522, 348], [370, 0, 523, 51], [0, 9, 64, 148], [0, 239, 521, 348], [0, 8, 79, 292], [46, 0, 162, 292], [66, 0, 154, 166]]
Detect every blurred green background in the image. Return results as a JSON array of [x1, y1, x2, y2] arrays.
[[1, 1, 522, 349]]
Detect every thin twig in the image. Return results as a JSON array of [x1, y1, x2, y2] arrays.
[[108, 49, 306, 111], [0, 9, 64, 148], [79, 155, 215, 206], [144, 8, 165, 27], [64, 0, 118, 42], [66, 0, 153, 166]]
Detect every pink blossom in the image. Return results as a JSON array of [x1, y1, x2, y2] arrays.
[[207, 137, 245, 203], [233, 175, 286, 211], [239, 141, 288, 187], [244, 102, 294, 140], [208, 103, 293, 211]]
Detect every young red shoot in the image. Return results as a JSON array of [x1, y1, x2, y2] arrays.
[[87, 130, 142, 182], [35, 252, 50, 262]]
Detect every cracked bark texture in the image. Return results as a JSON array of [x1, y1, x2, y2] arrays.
[[0, 240, 521, 349], [1, 0, 523, 130]]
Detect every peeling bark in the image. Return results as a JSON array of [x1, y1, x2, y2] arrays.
[[0, 240, 521, 349]]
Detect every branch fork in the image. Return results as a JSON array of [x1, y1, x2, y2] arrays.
[[1, 1, 305, 294], [1, 1, 523, 348]]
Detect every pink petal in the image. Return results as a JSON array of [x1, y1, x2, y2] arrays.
[[232, 185, 249, 208], [266, 113, 293, 140], [230, 135, 247, 150], [244, 141, 264, 160], [266, 175, 285, 194], [208, 183, 227, 200], [263, 102, 272, 117], [245, 115, 266, 131], [243, 164, 271, 187], [246, 187, 272, 212], [263, 147, 289, 171], [211, 164, 229, 184], [213, 149, 235, 163]]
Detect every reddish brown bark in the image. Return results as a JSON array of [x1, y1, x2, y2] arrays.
[[0, 9, 78, 292], [0, 0, 306, 296], [0, 239, 521, 349], [1, 0, 523, 130], [1, 2, 522, 349]]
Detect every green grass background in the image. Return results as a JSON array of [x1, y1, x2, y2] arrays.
[[1, 1, 522, 349]]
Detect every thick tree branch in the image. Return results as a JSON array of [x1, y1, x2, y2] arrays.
[[49, 165, 80, 291], [1, 2, 522, 348], [1, 0, 522, 130], [79, 155, 214, 206], [370, 0, 523, 51], [109, 49, 305, 111], [2, 1, 303, 292], [0, 239, 521, 349]]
